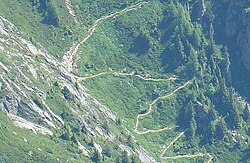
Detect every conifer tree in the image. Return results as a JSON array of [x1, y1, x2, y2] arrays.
[[189, 107, 197, 138], [122, 151, 130, 163], [91, 149, 101, 163], [131, 155, 140, 163], [216, 119, 227, 139], [243, 104, 250, 121], [187, 46, 199, 76], [45, 0, 60, 26]]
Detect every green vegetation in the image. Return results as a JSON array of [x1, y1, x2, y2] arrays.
[[0, 111, 88, 162], [0, 0, 249, 162], [74, 0, 249, 162], [0, 0, 84, 57], [71, 0, 142, 26]]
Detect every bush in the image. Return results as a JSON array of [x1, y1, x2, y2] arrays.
[[61, 86, 74, 102]]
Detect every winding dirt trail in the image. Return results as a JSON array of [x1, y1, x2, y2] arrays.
[[132, 80, 213, 162], [1, 3, 214, 162], [61, 1, 148, 72], [76, 72, 110, 81], [75, 70, 213, 162], [76, 71, 177, 82], [65, 0, 78, 23], [134, 81, 191, 134], [160, 131, 213, 162], [160, 131, 186, 158]]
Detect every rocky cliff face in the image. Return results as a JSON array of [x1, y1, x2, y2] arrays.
[[191, 0, 250, 73], [237, 12, 250, 72], [225, 1, 250, 72]]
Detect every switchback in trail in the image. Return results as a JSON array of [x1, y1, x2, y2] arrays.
[[132, 79, 213, 162], [79, 71, 213, 162], [159, 131, 213, 162], [3, 1, 213, 161], [134, 81, 191, 135]]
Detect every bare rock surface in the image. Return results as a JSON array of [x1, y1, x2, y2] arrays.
[[225, 1, 250, 72]]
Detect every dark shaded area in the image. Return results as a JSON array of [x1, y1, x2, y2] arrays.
[[209, 0, 250, 101], [129, 34, 150, 55], [160, 48, 179, 73], [30, 0, 59, 26], [240, 146, 250, 162]]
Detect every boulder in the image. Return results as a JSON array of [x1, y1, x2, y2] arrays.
[[2, 93, 19, 114]]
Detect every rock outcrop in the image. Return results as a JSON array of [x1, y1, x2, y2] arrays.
[[2, 93, 20, 115], [237, 12, 250, 71], [225, 1, 250, 72]]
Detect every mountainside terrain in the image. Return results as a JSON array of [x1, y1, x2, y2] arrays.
[[0, 0, 249, 162]]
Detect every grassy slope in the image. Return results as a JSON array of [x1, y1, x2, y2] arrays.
[[75, 2, 197, 157], [76, 1, 165, 76], [73, 1, 249, 162], [71, 0, 143, 25], [0, 0, 85, 58], [0, 0, 249, 162], [0, 111, 87, 163]]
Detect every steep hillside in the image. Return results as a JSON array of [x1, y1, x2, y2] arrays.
[[212, 0, 250, 100], [0, 0, 249, 162]]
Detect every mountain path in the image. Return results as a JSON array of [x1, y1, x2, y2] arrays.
[[75, 71, 177, 82], [160, 130, 213, 163], [65, 0, 78, 23], [130, 80, 213, 162], [61, 1, 148, 72], [0, 3, 214, 162], [76, 71, 213, 162], [134, 81, 191, 135], [160, 131, 213, 162]]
